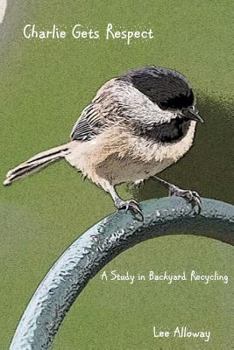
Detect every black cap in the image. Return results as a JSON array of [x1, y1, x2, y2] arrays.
[[119, 66, 195, 111]]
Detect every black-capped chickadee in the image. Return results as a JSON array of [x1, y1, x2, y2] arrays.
[[4, 66, 203, 218]]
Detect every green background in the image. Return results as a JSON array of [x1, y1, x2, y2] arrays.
[[0, 0, 233, 349]]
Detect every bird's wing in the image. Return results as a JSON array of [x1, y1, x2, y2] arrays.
[[70, 80, 119, 141], [70, 103, 103, 141]]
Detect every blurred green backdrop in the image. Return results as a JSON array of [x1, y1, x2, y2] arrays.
[[0, 1, 233, 349]]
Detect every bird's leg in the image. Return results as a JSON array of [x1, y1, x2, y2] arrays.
[[107, 184, 143, 220], [153, 176, 202, 214]]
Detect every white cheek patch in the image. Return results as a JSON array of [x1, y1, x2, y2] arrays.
[[114, 81, 179, 125]]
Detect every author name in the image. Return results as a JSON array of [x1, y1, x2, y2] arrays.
[[23, 24, 154, 45], [153, 326, 211, 342]]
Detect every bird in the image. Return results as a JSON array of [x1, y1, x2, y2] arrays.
[[3, 66, 203, 219]]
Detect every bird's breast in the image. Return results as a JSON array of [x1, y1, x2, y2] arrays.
[[65, 121, 196, 186]]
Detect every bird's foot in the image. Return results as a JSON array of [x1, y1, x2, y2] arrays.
[[168, 185, 202, 214], [115, 198, 144, 221]]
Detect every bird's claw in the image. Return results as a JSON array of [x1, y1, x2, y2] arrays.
[[116, 199, 144, 221], [169, 185, 202, 214]]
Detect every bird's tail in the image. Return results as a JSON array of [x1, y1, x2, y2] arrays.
[[3, 143, 71, 186]]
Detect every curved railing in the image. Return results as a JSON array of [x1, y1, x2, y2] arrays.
[[9, 197, 234, 349]]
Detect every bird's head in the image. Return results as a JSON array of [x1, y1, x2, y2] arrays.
[[120, 66, 204, 124]]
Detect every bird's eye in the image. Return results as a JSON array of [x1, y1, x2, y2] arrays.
[[158, 102, 167, 110]]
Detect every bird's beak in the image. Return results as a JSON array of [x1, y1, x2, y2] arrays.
[[183, 107, 204, 123]]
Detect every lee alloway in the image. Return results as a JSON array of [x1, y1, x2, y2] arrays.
[[23, 24, 154, 45], [153, 326, 211, 342]]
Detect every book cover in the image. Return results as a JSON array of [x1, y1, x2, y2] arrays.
[[1, 1, 233, 349]]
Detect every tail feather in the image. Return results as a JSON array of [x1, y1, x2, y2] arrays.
[[4, 143, 71, 186]]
